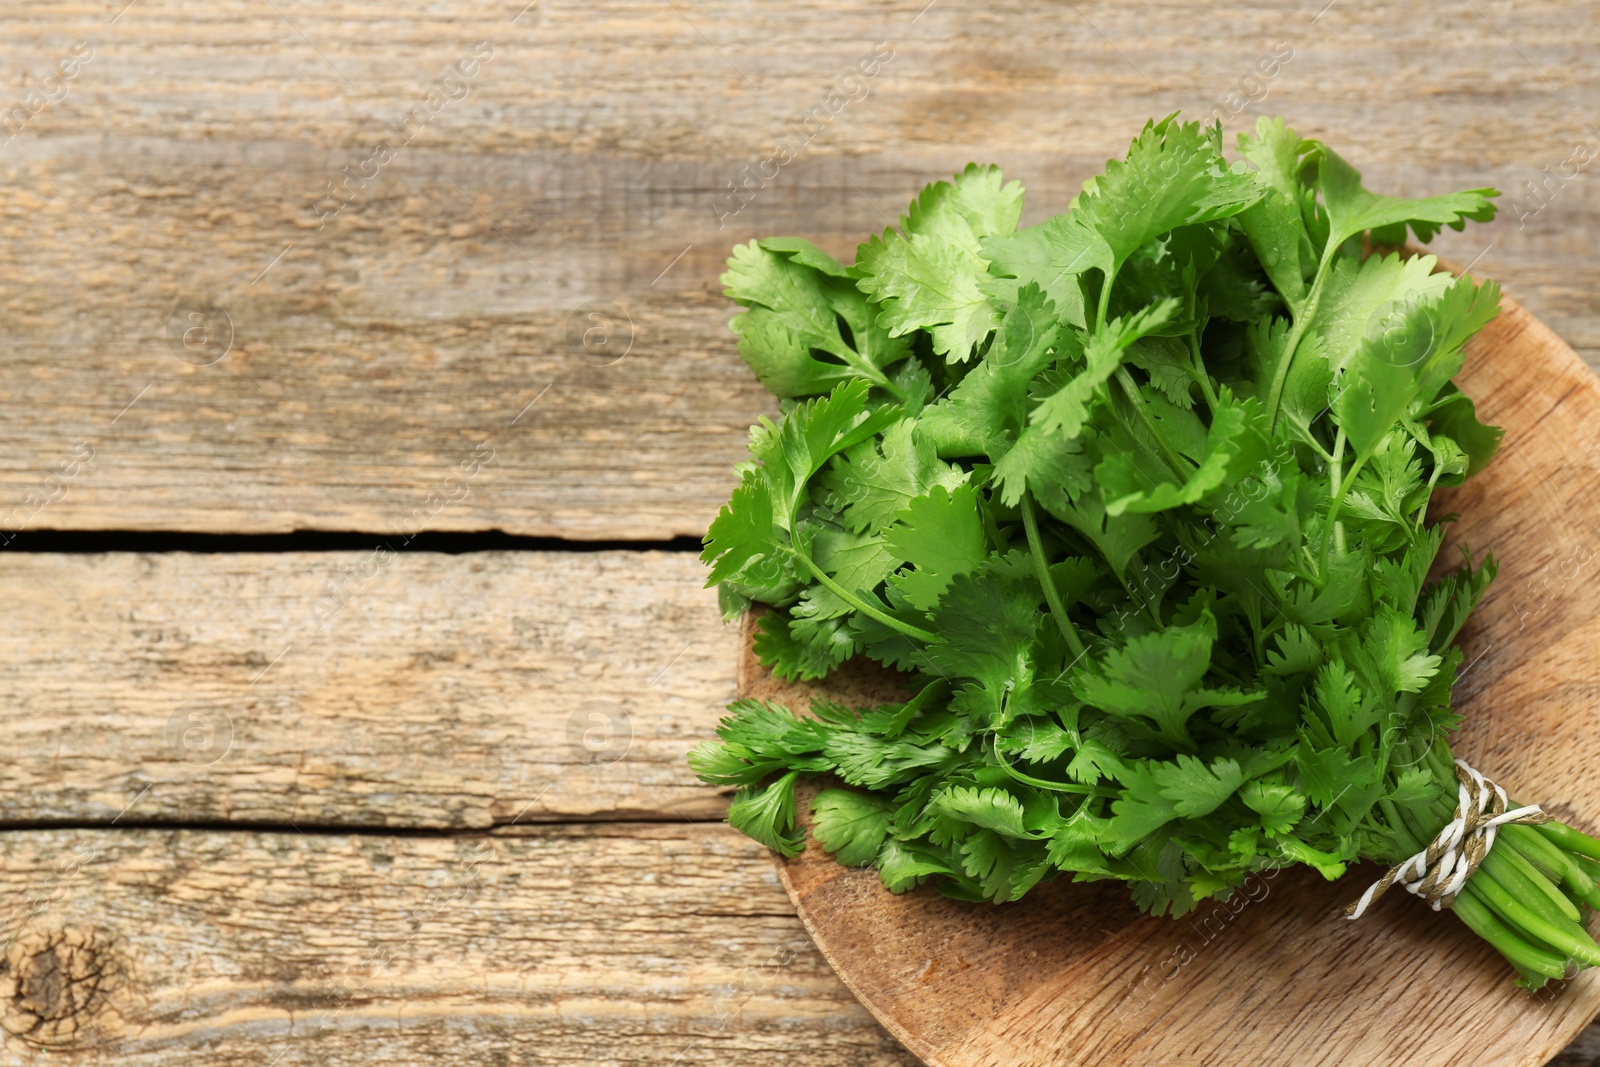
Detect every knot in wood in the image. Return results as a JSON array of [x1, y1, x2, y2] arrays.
[[0, 925, 120, 1047]]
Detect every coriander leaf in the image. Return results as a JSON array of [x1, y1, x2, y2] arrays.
[[1310, 251, 1453, 376], [918, 283, 1073, 457], [753, 380, 905, 514], [702, 475, 801, 602], [1332, 274, 1501, 468], [1426, 386, 1503, 477], [1308, 660, 1381, 749], [1072, 115, 1265, 278], [1241, 781, 1306, 836], [933, 785, 1032, 838], [824, 731, 954, 790], [1360, 607, 1443, 695], [1235, 117, 1318, 312], [884, 484, 990, 610], [819, 420, 968, 535], [1030, 298, 1181, 438], [724, 239, 912, 397], [877, 838, 956, 892], [1309, 141, 1498, 247], [855, 164, 1024, 361], [811, 788, 897, 865], [1098, 394, 1251, 516], [980, 217, 1093, 328], [1295, 742, 1377, 808], [1153, 753, 1248, 818], [921, 574, 1042, 726], [1072, 607, 1223, 747], [728, 771, 806, 857]]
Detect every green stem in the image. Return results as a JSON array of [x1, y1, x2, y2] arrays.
[[1539, 821, 1600, 864], [1020, 494, 1087, 658], [1467, 872, 1600, 966], [792, 544, 937, 643], [1480, 847, 1581, 926], [1386, 781, 1582, 978], [1502, 823, 1580, 883], [1187, 332, 1221, 410], [1094, 266, 1115, 333], [826, 344, 910, 402], [1265, 242, 1339, 430], [1114, 368, 1191, 478], [991, 736, 1112, 797], [1323, 454, 1367, 561], [1453, 887, 1572, 980]]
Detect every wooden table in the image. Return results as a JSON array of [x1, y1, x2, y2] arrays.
[[1, 1, 1598, 1063]]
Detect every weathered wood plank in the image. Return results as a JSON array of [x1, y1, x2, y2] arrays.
[[0, 823, 917, 1065], [0, 550, 737, 828], [0, 1, 1597, 535]]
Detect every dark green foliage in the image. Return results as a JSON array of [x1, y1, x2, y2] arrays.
[[701, 115, 1508, 920]]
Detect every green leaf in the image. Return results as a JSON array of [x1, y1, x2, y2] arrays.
[[1309, 660, 1381, 749], [933, 785, 1032, 839], [921, 574, 1042, 725], [702, 474, 801, 601], [819, 420, 968, 535], [884, 484, 990, 611], [1241, 781, 1307, 836], [811, 789, 896, 866], [1098, 394, 1251, 516], [1234, 118, 1318, 312], [1361, 607, 1443, 695], [724, 239, 912, 397], [1426, 386, 1503, 477], [876, 838, 956, 893], [980, 217, 1093, 328], [753, 379, 906, 512], [1332, 274, 1501, 467], [917, 283, 1073, 458], [1152, 753, 1248, 818], [1295, 743, 1376, 808], [728, 771, 806, 857], [1072, 607, 1224, 746], [1310, 141, 1498, 247], [1030, 298, 1180, 438], [1072, 115, 1265, 278], [1310, 252, 1453, 376], [855, 164, 1025, 361]]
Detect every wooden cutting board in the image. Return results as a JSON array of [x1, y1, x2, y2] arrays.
[[736, 290, 1600, 1067]]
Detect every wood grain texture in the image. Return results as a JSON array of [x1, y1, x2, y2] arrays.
[[0, 823, 917, 1065], [6, 1, 1600, 1062], [741, 292, 1600, 1065], [0, 549, 736, 828], [0, 0, 1598, 535]]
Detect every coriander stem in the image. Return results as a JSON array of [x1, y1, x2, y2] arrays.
[[1187, 332, 1221, 410], [1323, 453, 1367, 560], [1094, 267, 1115, 334], [1538, 821, 1600, 864], [992, 736, 1110, 797], [1021, 494, 1087, 658], [1264, 242, 1339, 430], [791, 544, 938, 643], [825, 342, 909, 402], [1115, 367, 1191, 478], [1319, 428, 1351, 561]]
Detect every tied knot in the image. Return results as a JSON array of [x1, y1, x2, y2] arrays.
[[1345, 758, 1552, 920]]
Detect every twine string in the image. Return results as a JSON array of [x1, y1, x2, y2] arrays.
[[1345, 758, 1552, 920]]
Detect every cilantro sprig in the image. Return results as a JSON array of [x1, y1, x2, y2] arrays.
[[695, 115, 1600, 988]]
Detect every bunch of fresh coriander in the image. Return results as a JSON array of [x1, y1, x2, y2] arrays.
[[691, 115, 1600, 987]]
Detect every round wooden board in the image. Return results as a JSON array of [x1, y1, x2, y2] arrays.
[[736, 290, 1600, 1067]]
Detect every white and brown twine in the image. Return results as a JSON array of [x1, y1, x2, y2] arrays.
[[1345, 759, 1553, 919]]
